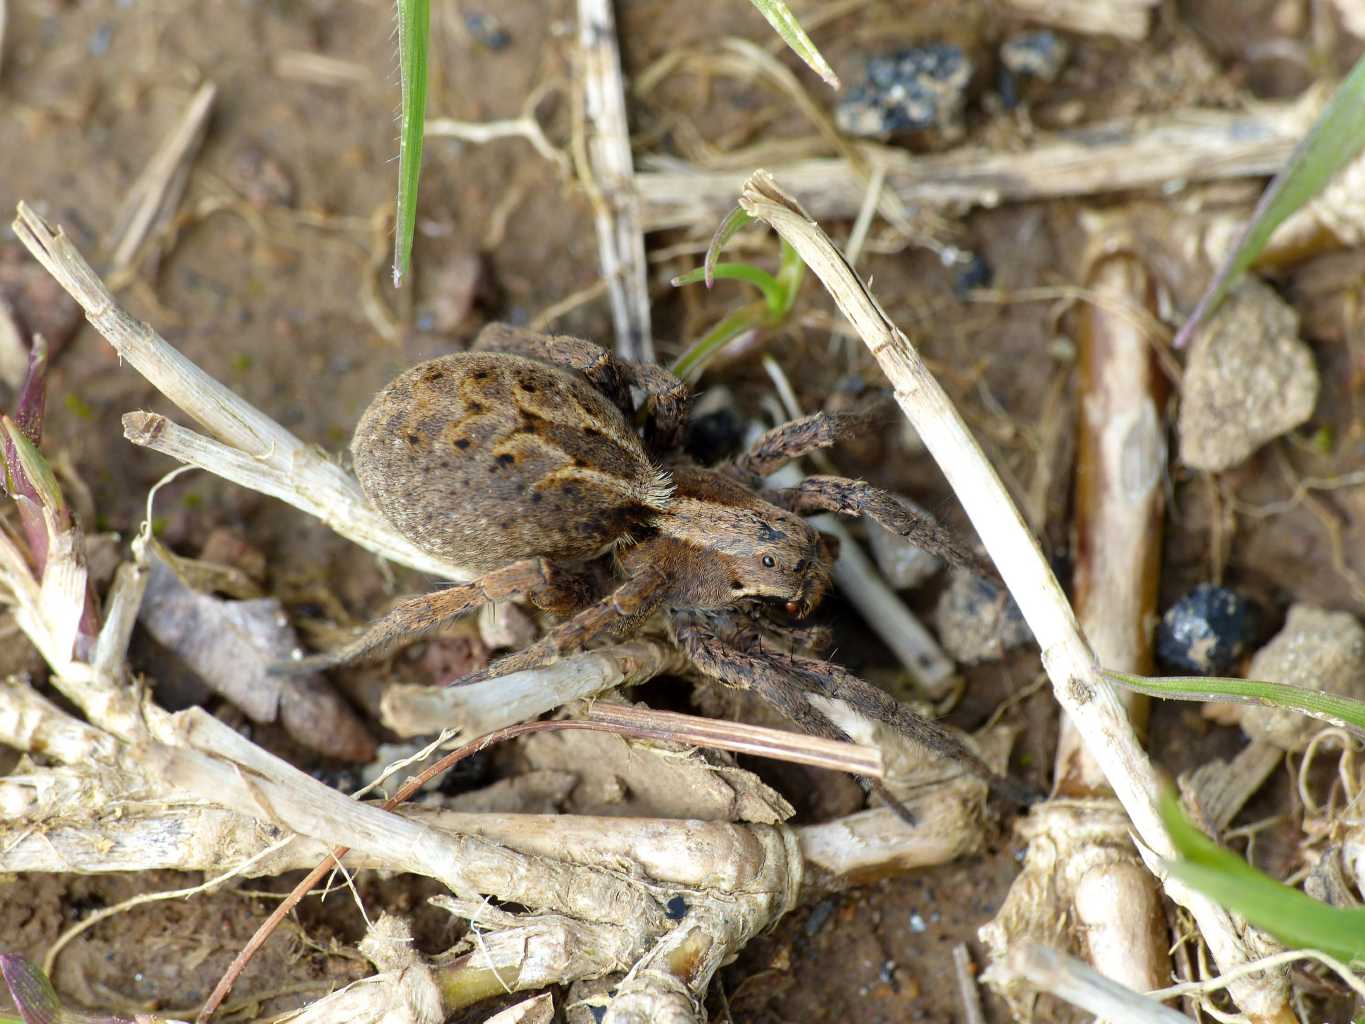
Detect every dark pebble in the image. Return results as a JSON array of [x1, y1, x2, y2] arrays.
[[835, 43, 973, 137], [1156, 584, 1258, 676]]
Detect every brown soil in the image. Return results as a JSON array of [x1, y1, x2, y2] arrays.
[[2, 1, 1364, 1022]]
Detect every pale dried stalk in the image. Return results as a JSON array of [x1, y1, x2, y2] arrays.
[[992, 944, 1192, 1024], [108, 81, 217, 280], [997, 0, 1158, 39], [577, 0, 652, 361], [381, 639, 683, 736], [1013, 251, 1169, 1000], [586, 703, 884, 776], [638, 99, 1321, 232], [736, 171, 1292, 1022], [0, 701, 974, 889], [13, 203, 471, 582]]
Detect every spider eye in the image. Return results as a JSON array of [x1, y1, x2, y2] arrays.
[[761, 555, 776, 568]]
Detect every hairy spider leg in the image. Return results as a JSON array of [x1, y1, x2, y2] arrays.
[[449, 566, 669, 686], [670, 610, 920, 823], [270, 557, 588, 674], [764, 475, 1000, 584], [472, 323, 689, 454], [728, 407, 886, 484]]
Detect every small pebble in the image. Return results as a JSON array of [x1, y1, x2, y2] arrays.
[[836, 44, 973, 138], [804, 898, 836, 936], [934, 568, 1031, 664], [952, 251, 992, 296], [1155, 584, 1258, 676], [89, 23, 114, 56], [1239, 605, 1365, 750], [465, 11, 511, 50], [909, 911, 927, 933], [1178, 278, 1319, 471], [998, 30, 1069, 107]]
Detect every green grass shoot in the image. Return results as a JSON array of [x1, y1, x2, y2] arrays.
[[1174, 53, 1365, 348], [392, 0, 430, 288], [669, 225, 806, 381], [1105, 668, 1365, 738], [746, 0, 838, 88], [1160, 792, 1365, 963]]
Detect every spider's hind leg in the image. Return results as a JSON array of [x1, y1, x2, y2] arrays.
[[272, 557, 588, 675], [673, 610, 1034, 808], [472, 322, 689, 452]]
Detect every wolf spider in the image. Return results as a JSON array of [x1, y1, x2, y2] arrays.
[[279, 324, 1027, 807]]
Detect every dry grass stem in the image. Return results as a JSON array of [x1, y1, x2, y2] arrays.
[[577, 0, 653, 361], [992, 944, 1193, 1024], [108, 81, 217, 282], [997, 0, 1158, 39], [585, 703, 884, 776], [737, 171, 1292, 1022], [426, 82, 571, 173], [380, 639, 684, 736], [639, 99, 1322, 232], [953, 944, 988, 1024], [271, 50, 372, 86], [986, 247, 1172, 1003], [13, 203, 474, 580]]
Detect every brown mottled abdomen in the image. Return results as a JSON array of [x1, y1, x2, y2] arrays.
[[352, 353, 671, 573]]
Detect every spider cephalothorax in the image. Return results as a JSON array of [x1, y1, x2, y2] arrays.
[[280, 323, 1024, 805]]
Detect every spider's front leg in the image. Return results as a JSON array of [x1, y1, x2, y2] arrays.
[[671, 610, 918, 823], [727, 406, 888, 486], [450, 565, 668, 686], [780, 651, 1038, 807], [765, 475, 999, 583], [272, 558, 590, 674]]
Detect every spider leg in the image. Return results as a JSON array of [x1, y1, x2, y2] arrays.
[[764, 475, 999, 583], [474, 323, 632, 409], [671, 611, 918, 824], [727, 406, 887, 485], [779, 650, 1038, 807], [615, 360, 690, 454], [450, 566, 667, 686], [472, 323, 688, 451], [272, 558, 588, 674]]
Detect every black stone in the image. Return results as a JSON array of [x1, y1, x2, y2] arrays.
[[1156, 584, 1258, 676]]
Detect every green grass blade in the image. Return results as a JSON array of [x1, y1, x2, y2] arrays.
[[1160, 793, 1365, 962], [670, 304, 767, 381], [747, 0, 838, 89], [1173, 54, 1365, 348], [672, 262, 787, 312], [1105, 668, 1365, 738], [705, 207, 755, 288], [392, 0, 430, 288]]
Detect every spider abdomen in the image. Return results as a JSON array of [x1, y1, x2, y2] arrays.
[[352, 352, 671, 573]]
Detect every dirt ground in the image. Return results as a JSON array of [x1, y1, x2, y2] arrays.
[[2, 0, 1365, 1022]]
